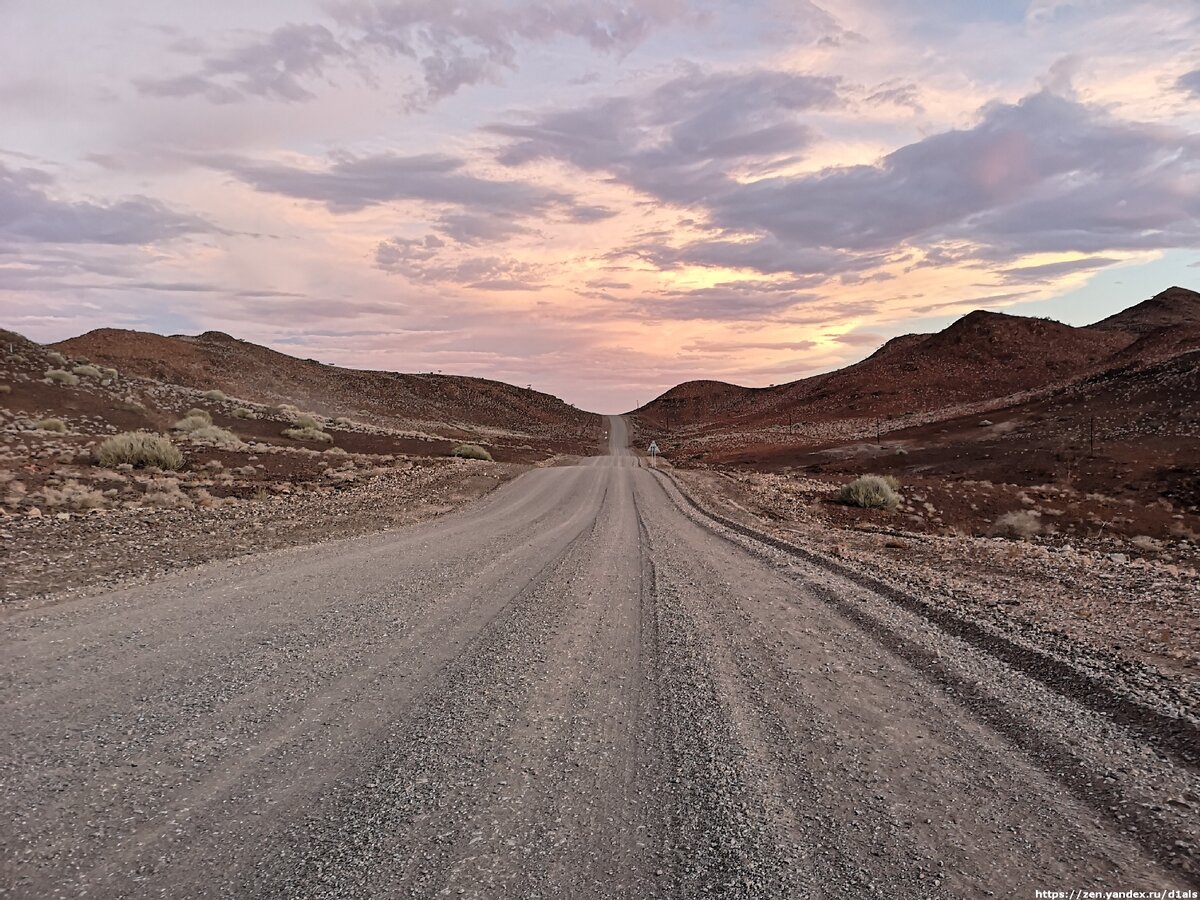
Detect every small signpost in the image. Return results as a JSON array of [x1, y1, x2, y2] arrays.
[[647, 440, 659, 467]]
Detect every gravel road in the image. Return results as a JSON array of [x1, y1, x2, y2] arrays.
[[3, 416, 1197, 898]]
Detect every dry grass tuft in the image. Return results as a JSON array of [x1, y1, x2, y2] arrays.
[[232, 407, 258, 419], [202, 389, 227, 401], [37, 417, 67, 432], [837, 474, 901, 509], [989, 509, 1042, 540], [96, 432, 183, 470], [72, 364, 102, 378], [41, 480, 106, 510], [283, 425, 333, 443], [451, 443, 493, 461], [186, 425, 243, 449], [45, 369, 80, 386], [173, 409, 213, 432]]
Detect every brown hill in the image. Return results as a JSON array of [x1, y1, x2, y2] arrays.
[[52, 328, 598, 438], [635, 309, 1137, 431], [1089, 285, 1200, 334]]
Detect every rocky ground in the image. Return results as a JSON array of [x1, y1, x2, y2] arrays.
[[0, 331, 592, 610], [671, 466, 1200, 691]]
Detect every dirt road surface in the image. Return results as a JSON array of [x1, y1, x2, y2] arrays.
[[3, 416, 1197, 898]]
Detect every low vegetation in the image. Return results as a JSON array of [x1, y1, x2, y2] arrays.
[[292, 412, 321, 429], [45, 369, 80, 386], [0, 384, 12, 394], [283, 425, 333, 443], [837, 474, 901, 510], [202, 389, 227, 401], [186, 425, 243, 449], [41, 480, 106, 510], [172, 408, 213, 433], [46, 350, 66, 365], [72, 364, 102, 378], [37, 418, 67, 432], [96, 432, 184, 470], [232, 407, 258, 419], [989, 509, 1043, 540], [451, 443, 493, 461]]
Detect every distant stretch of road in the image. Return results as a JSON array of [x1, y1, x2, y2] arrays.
[[2, 416, 1196, 898]]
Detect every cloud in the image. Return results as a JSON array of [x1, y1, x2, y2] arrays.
[[137, 23, 347, 103], [330, 0, 697, 106], [207, 150, 572, 215], [0, 162, 212, 244], [1177, 68, 1200, 98], [705, 91, 1200, 257], [998, 256, 1122, 283], [434, 211, 533, 245], [490, 67, 842, 203], [626, 234, 889, 277], [375, 234, 545, 289], [495, 85, 1199, 283]]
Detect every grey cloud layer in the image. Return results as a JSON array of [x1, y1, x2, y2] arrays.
[[0, 163, 211, 244], [207, 151, 571, 215], [137, 24, 346, 103], [493, 84, 1200, 277], [490, 68, 841, 203], [139, 1, 694, 106]]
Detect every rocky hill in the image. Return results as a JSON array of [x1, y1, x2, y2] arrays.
[[634, 286, 1199, 433], [52, 328, 598, 439]]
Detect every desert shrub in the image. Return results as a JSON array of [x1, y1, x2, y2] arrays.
[[292, 412, 320, 429], [72, 364, 102, 378], [37, 417, 67, 432], [232, 407, 257, 419], [451, 443, 493, 461], [141, 478, 192, 508], [333, 416, 356, 427], [46, 351, 66, 365], [0, 384, 11, 394], [1130, 535, 1163, 553], [102, 367, 119, 378], [989, 509, 1042, 540], [202, 389, 227, 401], [96, 432, 183, 470], [45, 369, 80, 386], [837, 474, 901, 510], [283, 425, 333, 443], [186, 425, 243, 449], [173, 409, 213, 432], [111, 399, 147, 414], [41, 480, 106, 510]]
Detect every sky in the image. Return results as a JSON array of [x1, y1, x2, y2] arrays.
[[1, 1, 1198, 413]]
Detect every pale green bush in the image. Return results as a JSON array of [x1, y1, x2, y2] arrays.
[[37, 417, 67, 432], [451, 444, 493, 461], [283, 425, 332, 443], [173, 409, 213, 433], [989, 510, 1042, 540], [45, 369, 80, 386], [186, 425, 243, 449], [837, 474, 901, 510], [73, 364, 102, 378], [97, 432, 183, 470], [202, 389, 227, 401]]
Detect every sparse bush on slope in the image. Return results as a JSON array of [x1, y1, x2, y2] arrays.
[[837, 474, 901, 510], [283, 425, 333, 443], [186, 425, 243, 449], [45, 369, 80, 386], [202, 389, 227, 401], [232, 407, 258, 419], [989, 509, 1042, 540], [451, 443, 493, 461], [72, 364, 102, 378], [173, 408, 213, 433], [96, 432, 183, 470], [37, 418, 67, 432]]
